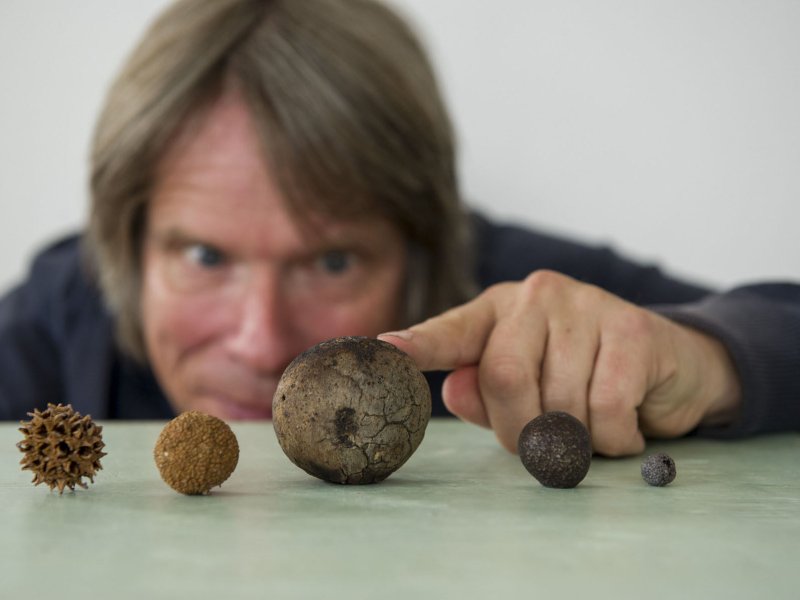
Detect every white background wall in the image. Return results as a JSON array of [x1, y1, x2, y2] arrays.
[[1, 0, 799, 296]]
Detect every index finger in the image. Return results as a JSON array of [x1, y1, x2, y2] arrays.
[[377, 287, 506, 371]]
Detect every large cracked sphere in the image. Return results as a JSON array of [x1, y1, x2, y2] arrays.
[[273, 336, 431, 484]]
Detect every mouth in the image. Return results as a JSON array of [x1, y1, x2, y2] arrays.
[[223, 402, 273, 421], [199, 392, 274, 421]]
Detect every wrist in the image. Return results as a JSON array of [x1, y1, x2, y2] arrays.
[[690, 329, 742, 428]]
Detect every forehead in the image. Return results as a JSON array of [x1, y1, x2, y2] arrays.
[[155, 90, 270, 199], [149, 91, 401, 253]]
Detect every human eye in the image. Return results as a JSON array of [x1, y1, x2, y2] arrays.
[[147, 231, 234, 294], [315, 250, 353, 275], [185, 243, 226, 269]]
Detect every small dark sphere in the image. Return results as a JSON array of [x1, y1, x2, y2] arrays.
[[641, 452, 677, 486], [517, 411, 592, 488]]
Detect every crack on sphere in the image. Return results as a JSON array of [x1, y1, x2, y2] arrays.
[[335, 407, 358, 448], [273, 337, 431, 485]]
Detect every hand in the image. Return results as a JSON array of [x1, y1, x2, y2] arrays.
[[379, 270, 741, 456]]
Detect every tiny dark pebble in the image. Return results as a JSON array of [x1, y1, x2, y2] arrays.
[[641, 452, 677, 486], [517, 411, 592, 489]]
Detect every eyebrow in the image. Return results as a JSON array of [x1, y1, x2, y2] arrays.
[[147, 227, 203, 249], [147, 225, 378, 262]]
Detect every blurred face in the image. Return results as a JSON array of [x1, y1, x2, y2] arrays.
[[141, 92, 407, 420]]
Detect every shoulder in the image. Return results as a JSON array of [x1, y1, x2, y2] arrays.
[[470, 212, 618, 286], [0, 233, 116, 419], [28, 234, 90, 292], [0, 232, 112, 353], [17, 234, 105, 334], [468, 211, 710, 304]]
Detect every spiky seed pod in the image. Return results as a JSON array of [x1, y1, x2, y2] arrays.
[[17, 403, 106, 494]]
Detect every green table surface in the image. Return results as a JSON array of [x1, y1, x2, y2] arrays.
[[1, 420, 798, 599]]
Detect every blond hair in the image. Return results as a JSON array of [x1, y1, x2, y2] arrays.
[[88, 0, 475, 361]]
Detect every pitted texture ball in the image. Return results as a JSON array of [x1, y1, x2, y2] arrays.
[[518, 411, 592, 488], [17, 403, 106, 494], [273, 336, 431, 484], [641, 452, 677, 486], [154, 411, 239, 495]]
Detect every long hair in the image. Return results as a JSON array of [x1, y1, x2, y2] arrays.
[[87, 0, 475, 361]]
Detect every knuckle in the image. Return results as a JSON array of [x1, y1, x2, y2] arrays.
[[596, 423, 644, 457], [480, 358, 531, 400], [541, 374, 583, 410], [521, 269, 564, 300], [589, 388, 644, 456], [614, 308, 655, 341], [484, 281, 515, 302], [590, 385, 631, 419], [589, 378, 641, 423], [572, 283, 606, 311], [594, 436, 631, 457]]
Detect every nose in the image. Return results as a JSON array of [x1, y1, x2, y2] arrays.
[[224, 268, 299, 374]]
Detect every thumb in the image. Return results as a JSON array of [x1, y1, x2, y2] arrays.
[[442, 366, 490, 429]]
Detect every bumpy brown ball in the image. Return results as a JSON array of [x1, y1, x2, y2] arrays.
[[17, 403, 106, 494], [154, 411, 239, 495], [518, 411, 592, 488], [273, 336, 431, 484]]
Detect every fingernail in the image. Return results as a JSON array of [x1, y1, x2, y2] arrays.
[[378, 330, 414, 341]]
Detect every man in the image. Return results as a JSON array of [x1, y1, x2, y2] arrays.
[[1, 0, 798, 456]]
